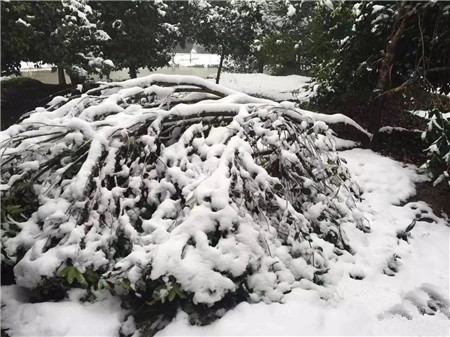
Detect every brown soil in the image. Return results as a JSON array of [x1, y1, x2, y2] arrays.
[[413, 183, 450, 218]]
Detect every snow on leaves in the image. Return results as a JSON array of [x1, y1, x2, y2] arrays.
[[1, 75, 363, 306]]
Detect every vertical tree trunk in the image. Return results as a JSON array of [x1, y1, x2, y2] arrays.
[[57, 65, 66, 86], [129, 66, 137, 79], [257, 60, 264, 73], [370, 4, 408, 148], [216, 49, 225, 84], [69, 74, 83, 85]]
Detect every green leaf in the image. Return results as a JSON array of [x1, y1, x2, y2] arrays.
[[273, 183, 283, 191], [168, 288, 176, 302], [174, 285, 187, 299], [6, 205, 23, 214], [76, 273, 88, 288], [60, 266, 71, 277], [84, 269, 99, 285], [61, 266, 86, 286], [146, 298, 160, 306], [67, 267, 77, 285], [120, 282, 131, 290]]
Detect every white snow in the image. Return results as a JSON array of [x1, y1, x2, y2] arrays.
[[157, 149, 449, 336], [2, 149, 448, 336], [1, 287, 127, 337], [47, 96, 68, 107], [216, 73, 313, 102], [410, 109, 450, 120], [1, 74, 448, 337], [16, 18, 30, 27], [172, 53, 221, 67], [20, 62, 52, 71], [287, 4, 296, 17], [379, 126, 422, 134], [372, 5, 385, 15], [103, 59, 115, 68]]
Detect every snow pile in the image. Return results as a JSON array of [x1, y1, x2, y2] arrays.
[[216, 73, 314, 102], [1, 74, 365, 325]]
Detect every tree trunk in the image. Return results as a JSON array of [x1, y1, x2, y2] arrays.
[[69, 74, 83, 85], [57, 65, 66, 86], [216, 49, 225, 84], [370, 4, 409, 148], [129, 66, 137, 79], [257, 60, 264, 73]]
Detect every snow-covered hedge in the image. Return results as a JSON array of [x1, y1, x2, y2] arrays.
[[1, 75, 365, 325]]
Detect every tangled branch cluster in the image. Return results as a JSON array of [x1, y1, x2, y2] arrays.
[[1, 75, 363, 309]]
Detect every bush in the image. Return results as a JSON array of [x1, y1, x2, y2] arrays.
[[421, 107, 450, 188], [1, 74, 364, 331], [1, 77, 43, 94]]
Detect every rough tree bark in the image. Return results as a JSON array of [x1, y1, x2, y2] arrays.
[[257, 60, 264, 73], [370, 4, 409, 148], [216, 48, 225, 84], [129, 66, 138, 79], [57, 65, 66, 86]]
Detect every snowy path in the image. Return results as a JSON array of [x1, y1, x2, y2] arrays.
[[2, 149, 449, 336]]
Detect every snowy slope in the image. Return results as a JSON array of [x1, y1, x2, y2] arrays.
[[2, 149, 448, 336], [216, 73, 314, 102]]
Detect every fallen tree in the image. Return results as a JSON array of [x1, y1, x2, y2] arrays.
[[1, 75, 368, 333]]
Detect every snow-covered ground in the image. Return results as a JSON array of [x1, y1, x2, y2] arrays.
[[2, 149, 448, 336], [18, 54, 220, 72], [1, 288, 126, 336], [1, 74, 448, 337], [158, 149, 450, 336], [217, 73, 314, 102], [15, 56, 316, 104], [20, 62, 52, 71], [16, 54, 220, 84], [172, 52, 220, 67]]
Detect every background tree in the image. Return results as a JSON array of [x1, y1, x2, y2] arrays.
[[306, 1, 450, 102], [92, 1, 182, 79], [1, 0, 113, 84], [188, 0, 264, 83], [251, 1, 315, 75], [1, 2, 36, 76]]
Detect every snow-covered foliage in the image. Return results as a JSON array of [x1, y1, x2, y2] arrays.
[[92, 1, 181, 78], [306, 1, 450, 101], [421, 108, 450, 188], [188, 0, 262, 70], [3, 148, 449, 336], [1, 75, 366, 325], [188, 0, 304, 74], [58, 0, 114, 81], [1, 0, 113, 81]]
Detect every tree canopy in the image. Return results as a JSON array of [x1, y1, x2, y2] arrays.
[[92, 0, 182, 78], [1, 0, 114, 84]]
